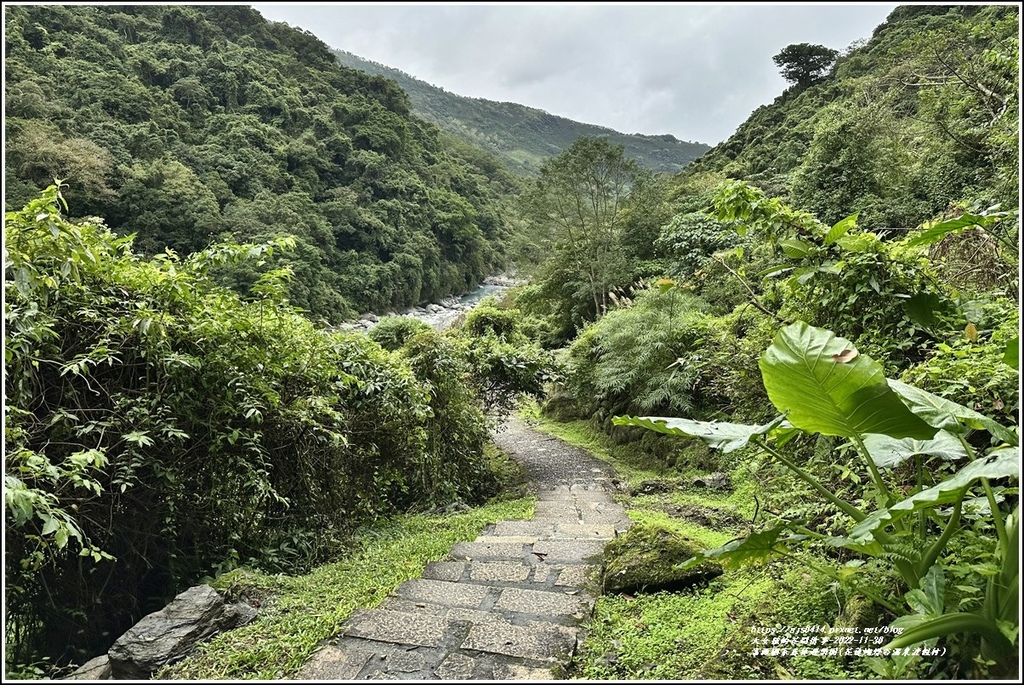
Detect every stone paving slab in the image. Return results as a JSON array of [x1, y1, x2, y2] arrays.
[[467, 561, 532, 583], [532, 540, 606, 563], [473, 535, 540, 544], [494, 586, 594, 618], [461, 620, 578, 661], [422, 561, 466, 582], [378, 598, 506, 628], [492, 520, 556, 537], [435, 652, 477, 679], [492, 662, 558, 680], [449, 540, 527, 561], [555, 564, 599, 588], [395, 579, 490, 610], [537, 490, 615, 502], [343, 609, 456, 648], [298, 644, 375, 679], [551, 523, 617, 540], [531, 503, 583, 520]]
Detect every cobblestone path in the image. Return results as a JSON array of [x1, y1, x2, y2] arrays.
[[297, 416, 631, 680]]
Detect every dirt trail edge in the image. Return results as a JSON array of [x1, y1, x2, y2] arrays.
[[297, 415, 632, 680]]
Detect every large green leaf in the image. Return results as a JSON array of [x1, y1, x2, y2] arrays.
[[1004, 336, 1019, 370], [862, 431, 966, 469], [885, 612, 1013, 656], [612, 415, 787, 453], [851, 447, 1020, 541], [888, 379, 1018, 447], [678, 521, 806, 570], [906, 213, 1003, 248], [780, 238, 813, 259], [759, 322, 937, 440], [824, 213, 858, 245], [902, 292, 943, 330]]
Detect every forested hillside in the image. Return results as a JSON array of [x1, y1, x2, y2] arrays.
[[335, 49, 711, 175], [682, 5, 1019, 231], [4, 5, 520, 322]]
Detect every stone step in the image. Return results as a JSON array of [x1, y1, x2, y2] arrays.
[[462, 619, 579, 663], [551, 522, 618, 540], [342, 608, 458, 648], [449, 540, 529, 562], [395, 578, 491, 610], [536, 490, 615, 502], [472, 534, 540, 544], [532, 540, 606, 563], [490, 520, 556, 537], [297, 643, 377, 680], [486, 520, 615, 540], [493, 586, 594, 620], [388, 579, 594, 622]]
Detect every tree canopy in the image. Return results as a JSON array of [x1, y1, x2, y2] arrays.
[[772, 42, 839, 88]]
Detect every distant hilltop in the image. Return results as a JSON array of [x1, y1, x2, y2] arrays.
[[335, 49, 711, 175]]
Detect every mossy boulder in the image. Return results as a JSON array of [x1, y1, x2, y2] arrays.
[[602, 523, 723, 594]]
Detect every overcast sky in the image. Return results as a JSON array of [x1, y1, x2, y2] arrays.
[[251, 2, 900, 145]]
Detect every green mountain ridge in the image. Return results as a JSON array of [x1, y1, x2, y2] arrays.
[[678, 4, 1019, 231], [334, 49, 711, 175]]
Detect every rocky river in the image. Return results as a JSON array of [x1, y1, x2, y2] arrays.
[[339, 275, 522, 333]]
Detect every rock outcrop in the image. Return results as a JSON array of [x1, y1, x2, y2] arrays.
[[103, 585, 256, 679]]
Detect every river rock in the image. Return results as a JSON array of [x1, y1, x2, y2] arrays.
[[107, 585, 256, 679]]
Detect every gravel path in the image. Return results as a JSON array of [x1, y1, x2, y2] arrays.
[[492, 415, 619, 491]]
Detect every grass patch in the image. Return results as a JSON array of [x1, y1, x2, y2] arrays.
[[573, 562, 868, 680], [157, 496, 533, 680]]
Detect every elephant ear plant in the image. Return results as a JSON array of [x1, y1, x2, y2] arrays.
[[615, 321, 1018, 673]]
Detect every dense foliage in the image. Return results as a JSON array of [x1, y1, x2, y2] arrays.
[[684, 5, 1019, 235], [524, 12, 1018, 673], [3, 188, 552, 673], [4, 4, 518, 322], [334, 49, 711, 175]]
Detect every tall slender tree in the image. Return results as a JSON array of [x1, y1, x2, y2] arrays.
[[521, 136, 648, 317]]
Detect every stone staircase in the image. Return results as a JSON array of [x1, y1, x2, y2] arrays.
[[298, 484, 632, 680]]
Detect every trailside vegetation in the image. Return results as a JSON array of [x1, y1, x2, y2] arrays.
[[4, 4, 519, 322], [3, 187, 552, 674], [517, 5, 1018, 679]]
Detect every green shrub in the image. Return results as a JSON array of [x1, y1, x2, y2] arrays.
[[562, 286, 709, 419], [368, 315, 432, 351], [2, 187, 503, 672]]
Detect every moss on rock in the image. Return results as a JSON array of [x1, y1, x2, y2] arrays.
[[602, 523, 723, 594]]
